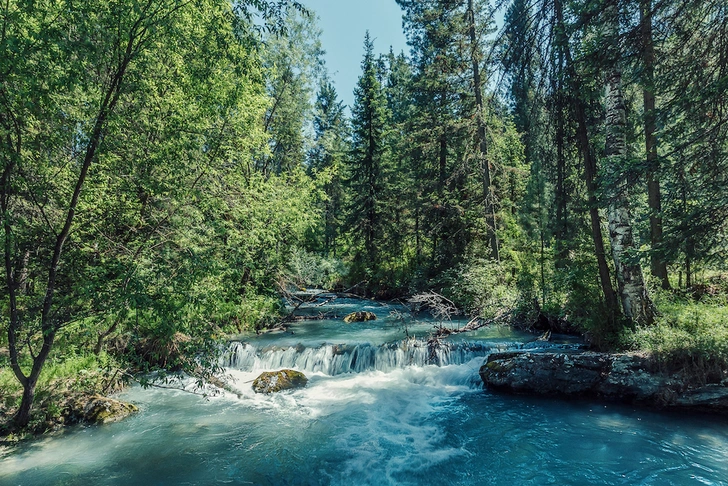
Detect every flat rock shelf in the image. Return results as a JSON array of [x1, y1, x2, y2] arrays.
[[480, 350, 728, 413]]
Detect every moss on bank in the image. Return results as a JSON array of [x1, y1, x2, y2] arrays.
[[0, 353, 128, 440]]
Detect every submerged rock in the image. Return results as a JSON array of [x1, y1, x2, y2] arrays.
[[343, 311, 377, 323], [252, 369, 308, 394], [480, 351, 728, 413]]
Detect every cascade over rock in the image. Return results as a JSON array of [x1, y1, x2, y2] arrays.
[[252, 369, 308, 394], [226, 340, 511, 376], [480, 351, 728, 412]]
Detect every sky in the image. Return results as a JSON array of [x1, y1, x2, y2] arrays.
[[301, 0, 409, 109]]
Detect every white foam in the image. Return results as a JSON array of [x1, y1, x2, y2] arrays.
[[223, 340, 501, 376]]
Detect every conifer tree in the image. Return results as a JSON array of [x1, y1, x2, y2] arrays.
[[397, 0, 479, 275], [309, 79, 349, 257], [346, 33, 391, 281], [640, 0, 670, 290], [381, 49, 417, 281]]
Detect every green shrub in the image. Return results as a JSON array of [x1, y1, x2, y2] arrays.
[[282, 247, 348, 290], [443, 258, 519, 319], [621, 289, 728, 381]]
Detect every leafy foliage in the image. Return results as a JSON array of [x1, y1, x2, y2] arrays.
[[3, 0, 728, 430], [0, 0, 321, 427]]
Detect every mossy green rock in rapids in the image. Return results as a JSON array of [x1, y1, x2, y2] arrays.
[[65, 394, 139, 425], [343, 311, 377, 323], [252, 370, 308, 394]]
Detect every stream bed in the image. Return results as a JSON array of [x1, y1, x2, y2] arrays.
[[1, 297, 727, 485]]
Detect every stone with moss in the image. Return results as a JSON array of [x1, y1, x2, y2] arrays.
[[252, 370, 308, 394], [343, 311, 377, 323], [64, 394, 138, 425]]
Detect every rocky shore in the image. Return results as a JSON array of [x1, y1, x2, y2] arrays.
[[480, 350, 728, 413]]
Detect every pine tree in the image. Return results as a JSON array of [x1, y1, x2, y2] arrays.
[[346, 33, 391, 281], [466, 0, 500, 262], [657, 0, 728, 285], [397, 0, 482, 276], [309, 79, 349, 257], [640, 0, 670, 290], [381, 49, 417, 281]]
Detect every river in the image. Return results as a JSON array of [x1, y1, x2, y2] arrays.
[[1, 296, 727, 485]]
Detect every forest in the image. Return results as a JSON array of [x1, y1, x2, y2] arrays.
[[1, 0, 727, 434]]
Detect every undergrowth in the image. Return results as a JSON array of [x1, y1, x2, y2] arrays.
[[620, 287, 728, 383], [0, 353, 125, 439]]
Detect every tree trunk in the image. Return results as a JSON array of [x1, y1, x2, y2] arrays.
[[13, 347, 52, 427], [4, 10, 141, 427], [577, 104, 621, 322], [439, 134, 447, 196], [679, 168, 692, 289], [14, 381, 36, 428], [555, 98, 567, 258], [556, 0, 620, 320], [603, 6, 654, 324], [685, 241, 693, 288], [415, 195, 421, 261], [95, 316, 122, 356], [551, 0, 569, 269], [641, 0, 670, 289], [467, 0, 500, 262]]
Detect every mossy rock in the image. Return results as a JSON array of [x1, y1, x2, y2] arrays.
[[252, 370, 308, 394], [343, 311, 377, 323], [65, 394, 138, 425], [485, 360, 515, 373]]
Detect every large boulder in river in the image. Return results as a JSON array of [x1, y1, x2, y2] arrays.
[[252, 369, 308, 394], [343, 311, 377, 323], [64, 394, 139, 424], [480, 351, 728, 413]]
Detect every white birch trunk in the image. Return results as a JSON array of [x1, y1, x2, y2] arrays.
[[605, 61, 654, 324]]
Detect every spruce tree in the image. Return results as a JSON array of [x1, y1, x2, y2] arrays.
[[346, 33, 391, 282], [309, 79, 349, 257]]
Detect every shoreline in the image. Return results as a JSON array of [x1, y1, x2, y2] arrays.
[[480, 349, 728, 414]]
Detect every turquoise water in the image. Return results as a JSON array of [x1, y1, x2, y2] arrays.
[[1, 298, 727, 485]]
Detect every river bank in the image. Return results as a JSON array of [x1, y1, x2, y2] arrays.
[[0, 363, 137, 443], [480, 349, 728, 414], [4, 287, 728, 444], [3, 308, 728, 485]]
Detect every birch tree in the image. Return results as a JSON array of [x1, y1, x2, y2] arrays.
[[602, 0, 654, 324]]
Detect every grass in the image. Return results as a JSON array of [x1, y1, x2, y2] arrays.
[[620, 285, 728, 383], [1, 352, 126, 439]]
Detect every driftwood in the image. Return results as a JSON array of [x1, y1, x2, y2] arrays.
[[407, 291, 460, 321], [425, 315, 499, 363], [273, 287, 324, 329], [273, 280, 370, 329], [288, 312, 339, 322]]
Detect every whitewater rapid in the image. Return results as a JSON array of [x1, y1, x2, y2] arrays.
[[2, 299, 728, 485]]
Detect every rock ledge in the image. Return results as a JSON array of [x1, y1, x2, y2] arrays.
[[480, 350, 728, 413]]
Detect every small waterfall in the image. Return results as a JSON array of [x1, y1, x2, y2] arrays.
[[223, 339, 517, 375]]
